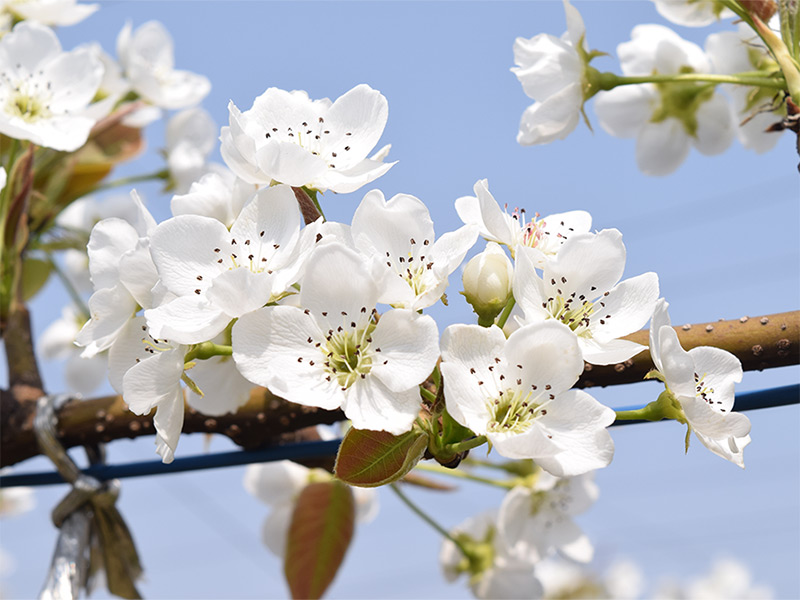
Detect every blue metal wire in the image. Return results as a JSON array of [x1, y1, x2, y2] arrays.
[[1, 385, 796, 489]]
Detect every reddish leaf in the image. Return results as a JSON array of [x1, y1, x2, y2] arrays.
[[284, 481, 355, 600], [334, 428, 428, 488]]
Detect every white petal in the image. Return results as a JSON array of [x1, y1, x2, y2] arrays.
[[261, 504, 293, 558], [145, 295, 230, 345], [546, 229, 626, 300], [149, 215, 229, 297], [86, 218, 139, 289], [122, 346, 184, 416], [694, 93, 735, 156], [594, 85, 656, 138], [153, 389, 185, 464], [590, 272, 659, 341], [504, 321, 584, 394], [205, 268, 274, 318], [75, 285, 137, 356], [657, 326, 696, 398], [186, 355, 253, 416], [636, 119, 691, 176], [687, 346, 742, 412], [243, 460, 309, 506], [517, 83, 582, 146], [579, 337, 647, 366], [370, 310, 439, 393], [341, 376, 419, 435], [535, 389, 616, 476]]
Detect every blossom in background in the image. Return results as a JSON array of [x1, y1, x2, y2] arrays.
[[243, 459, 377, 558], [497, 471, 598, 564], [233, 243, 439, 435], [512, 0, 588, 145], [107, 316, 186, 463], [221, 84, 395, 193], [39, 304, 107, 396], [145, 184, 306, 345], [170, 169, 255, 229], [165, 107, 224, 193], [440, 321, 615, 476], [705, 26, 783, 153], [75, 191, 159, 357], [652, 0, 733, 27], [440, 511, 543, 600], [116, 20, 210, 111], [455, 179, 591, 264], [594, 24, 734, 176], [0, 21, 102, 151], [649, 299, 750, 467], [513, 229, 659, 365], [350, 189, 477, 311], [0, 0, 98, 34], [687, 558, 773, 599], [79, 41, 130, 121], [57, 192, 144, 293]]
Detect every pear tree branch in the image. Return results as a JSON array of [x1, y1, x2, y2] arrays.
[[1, 310, 797, 468]]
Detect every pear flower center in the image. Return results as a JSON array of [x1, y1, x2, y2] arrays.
[[694, 371, 724, 412], [312, 311, 381, 390], [541, 277, 612, 337], [262, 115, 354, 169], [487, 388, 544, 434], [3, 75, 54, 123], [383, 237, 435, 299]]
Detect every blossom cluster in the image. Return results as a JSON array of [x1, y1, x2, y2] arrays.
[[513, 0, 789, 175]]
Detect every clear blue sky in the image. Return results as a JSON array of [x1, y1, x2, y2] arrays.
[[1, 1, 798, 598]]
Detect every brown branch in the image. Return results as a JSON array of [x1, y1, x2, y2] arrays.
[[577, 310, 799, 388], [1, 310, 797, 468], [292, 187, 321, 224]]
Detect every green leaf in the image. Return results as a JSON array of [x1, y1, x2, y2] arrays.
[[284, 481, 355, 600], [334, 427, 428, 488], [21, 258, 52, 301]]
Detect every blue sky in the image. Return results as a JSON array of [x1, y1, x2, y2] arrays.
[[1, 1, 798, 598]]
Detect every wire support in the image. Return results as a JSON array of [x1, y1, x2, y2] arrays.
[[1, 385, 796, 489]]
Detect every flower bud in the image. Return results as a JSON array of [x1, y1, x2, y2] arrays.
[[462, 243, 513, 325]]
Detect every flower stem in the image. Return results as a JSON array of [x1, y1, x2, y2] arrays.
[[443, 435, 487, 455], [420, 385, 436, 403], [414, 462, 515, 489], [389, 483, 470, 556], [495, 297, 516, 330], [597, 70, 786, 91], [184, 342, 233, 363], [92, 168, 169, 193]]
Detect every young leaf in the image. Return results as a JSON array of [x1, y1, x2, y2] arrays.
[[284, 481, 355, 600], [334, 427, 428, 488]]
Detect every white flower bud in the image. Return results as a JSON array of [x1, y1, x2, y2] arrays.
[[462, 243, 513, 324]]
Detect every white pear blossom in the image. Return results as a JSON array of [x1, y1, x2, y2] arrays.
[[497, 471, 598, 564], [220, 84, 395, 193], [145, 184, 306, 345], [75, 191, 159, 357], [440, 511, 543, 600], [594, 25, 735, 176], [243, 459, 378, 558], [107, 316, 186, 463], [514, 229, 659, 365], [512, 0, 587, 145], [455, 179, 591, 263], [653, 0, 733, 27], [165, 107, 223, 193], [0, 21, 103, 151], [705, 27, 783, 153], [351, 189, 477, 310], [649, 299, 750, 467], [39, 304, 106, 395], [0, 0, 98, 31], [440, 321, 615, 476], [233, 243, 439, 435], [116, 20, 210, 111], [687, 558, 773, 599]]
